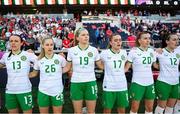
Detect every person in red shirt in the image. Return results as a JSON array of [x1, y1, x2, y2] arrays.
[[68, 30, 74, 41], [127, 32, 136, 48], [62, 37, 71, 48]]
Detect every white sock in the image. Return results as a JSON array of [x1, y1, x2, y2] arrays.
[[165, 106, 173, 114], [154, 105, 164, 114], [174, 102, 180, 114], [130, 110, 137, 114], [145, 111, 153, 114]]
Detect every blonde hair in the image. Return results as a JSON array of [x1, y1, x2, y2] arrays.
[[74, 27, 87, 46], [38, 35, 53, 60]]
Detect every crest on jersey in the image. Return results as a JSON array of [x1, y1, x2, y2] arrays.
[[121, 55, 125, 60], [54, 59, 59, 64], [150, 53, 153, 57], [137, 53, 141, 56], [21, 56, 27, 61], [176, 54, 180, 58], [88, 52, 93, 57]]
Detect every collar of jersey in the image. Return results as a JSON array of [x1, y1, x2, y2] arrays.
[[12, 51, 22, 55], [45, 54, 54, 59], [138, 47, 148, 52], [109, 48, 120, 54], [164, 48, 174, 53], [78, 45, 89, 51]]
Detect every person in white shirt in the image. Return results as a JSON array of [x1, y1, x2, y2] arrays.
[[154, 33, 179, 114], [100, 33, 129, 113], [174, 45, 180, 114], [125, 32, 158, 114], [63, 27, 103, 113], [0, 34, 37, 113], [29, 37, 66, 113]]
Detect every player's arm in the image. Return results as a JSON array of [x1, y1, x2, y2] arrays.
[[63, 62, 72, 73], [124, 61, 132, 73], [96, 59, 104, 70], [29, 70, 39, 78], [0, 63, 5, 69], [153, 62, 159, 69]]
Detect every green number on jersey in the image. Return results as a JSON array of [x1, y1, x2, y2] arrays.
[[12, 61, 21, 70], [45, 64, 56, 73], [113, 60, 122, 68], [80, 57, 89, 65], [170, 58, 177, 65], [142, 57, 152, 64]]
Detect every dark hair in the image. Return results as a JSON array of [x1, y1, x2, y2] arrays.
[[8, 34, 24, 58], [135, 31, 150, 47], [165, 33, 178, 41]]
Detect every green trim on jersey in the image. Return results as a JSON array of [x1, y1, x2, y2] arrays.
[[45, 54, 54, 59], [165, 48, 174, 53], [109, 48, 120, 54], [12, 51, 22, 55], [78, 45, 89, 51], [138, 47, 148, 52]]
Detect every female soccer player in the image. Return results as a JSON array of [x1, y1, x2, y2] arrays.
[[0, 34, 37, 114], [29, 37, 66, 113], [125, 32, 158, 114], [174, 45, 180, 114], [100, 33, 129, 113], [63, 27, 103, 113], [154, 33, 180, 114]]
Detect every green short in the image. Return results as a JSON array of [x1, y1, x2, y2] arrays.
[[70, 81, 97, 100], [38, 91, 64, 107], [5, 92, 33, 111], [103, 90, 129, 109], [155, 80, 179, 100], [129, 83, 155, 100]]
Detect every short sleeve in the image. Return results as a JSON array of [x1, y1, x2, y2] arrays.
[[67, 49, 72, 62], [59, 55, 67, 67], [27, 52, 37, 63], [100, 50, 105, 62], [94, 48, 100, 61], [33, 60, 39, 71], [127, 50, 134, 63]]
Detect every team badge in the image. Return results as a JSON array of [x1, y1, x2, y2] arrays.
[[176, 54, 180, 58], [54, 59, 59, 64], [88, 52, 93, 57], [137, 53, 141, 56], [121, 55, 125, 60], [21, 56, 27, 61], [150, 53, 153, 57]]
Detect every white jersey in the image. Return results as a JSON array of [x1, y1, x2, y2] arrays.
[[67, 45, 100, 82], [0, 51, 37, 94], [101, 49, 128, 91], [127, 47, 156, 86], [34, 54, 66, 96], [157, 48, 180, 85]]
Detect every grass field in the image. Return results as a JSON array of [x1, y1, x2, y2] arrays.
[[0, 79, 156, 113]]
